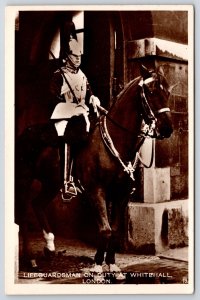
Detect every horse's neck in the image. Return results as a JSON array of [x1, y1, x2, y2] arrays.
[[107, 81, 142, 161]]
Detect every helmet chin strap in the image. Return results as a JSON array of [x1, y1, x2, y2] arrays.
[[68, 54, 81, 68], [62, 55, 80, 72]]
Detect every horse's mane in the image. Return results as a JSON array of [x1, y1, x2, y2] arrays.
[[116, 76, 141, 101], [108, 76, 141, 114]]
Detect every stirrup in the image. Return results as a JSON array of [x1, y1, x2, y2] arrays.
[[61, 181, 77, 203]]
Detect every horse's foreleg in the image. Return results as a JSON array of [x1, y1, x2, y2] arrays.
[[105, 196, 128, 268], [103, 199, 128, 280], [89, 187, 112, 267]]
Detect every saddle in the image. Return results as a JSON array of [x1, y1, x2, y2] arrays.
[[64, 114, 90, 144]]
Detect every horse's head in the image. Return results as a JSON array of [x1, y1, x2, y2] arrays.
[[139, 65, 173, 139]]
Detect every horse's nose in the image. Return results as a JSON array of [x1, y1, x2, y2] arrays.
[[165, 127, 173, 138], [160, 125, 173, 138], [157, 111, 173, 138]]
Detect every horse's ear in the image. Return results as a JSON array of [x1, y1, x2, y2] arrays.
[[157, 65, 165, 76], [168, 82, 179, 93], [140, 64, 151, 80]]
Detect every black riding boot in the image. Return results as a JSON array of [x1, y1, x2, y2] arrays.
[[59, 140, 77, 202]]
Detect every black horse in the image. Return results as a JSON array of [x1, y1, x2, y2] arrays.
[[15, 65, 173, 273]]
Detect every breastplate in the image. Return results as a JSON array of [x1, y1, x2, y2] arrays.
[[61, 69, 87, 103]]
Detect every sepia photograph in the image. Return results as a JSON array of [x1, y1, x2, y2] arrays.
[[5, 5, 194, 294]]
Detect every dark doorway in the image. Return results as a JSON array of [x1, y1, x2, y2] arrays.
[[83, 11, 124, 109]]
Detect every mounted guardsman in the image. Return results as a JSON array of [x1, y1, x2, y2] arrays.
[[16, 61, 173, 271], [49, 37, 101, 199]]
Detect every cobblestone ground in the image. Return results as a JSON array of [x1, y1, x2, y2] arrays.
[[17, 235, 188, 285]]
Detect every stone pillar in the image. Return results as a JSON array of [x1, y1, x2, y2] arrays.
[[126, 200, 188, 254], [139, 138, 171, 204]]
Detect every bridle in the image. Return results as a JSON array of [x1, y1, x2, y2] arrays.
[[99, 75, 171, 137], [139, 76, 170, 137], [98, 75, 171, 189]]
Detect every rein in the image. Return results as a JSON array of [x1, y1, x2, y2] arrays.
[[97, 105, 138, 135]]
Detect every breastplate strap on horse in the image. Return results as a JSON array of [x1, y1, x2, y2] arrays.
[[99, 115, 156, 190]]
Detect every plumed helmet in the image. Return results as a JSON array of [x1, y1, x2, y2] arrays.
[[68, 39, 82, 56]]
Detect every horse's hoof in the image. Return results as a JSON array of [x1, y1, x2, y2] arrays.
[[44, 247, 55, 259], [109, 264, 126, 280], [28, 265, 41, 273], [109, 264, 121, 272], [115, 272, 126, 280], [89, 264, 103, 273]]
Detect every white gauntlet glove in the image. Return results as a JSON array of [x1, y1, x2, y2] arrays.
[[89, 95, 101, 116]]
